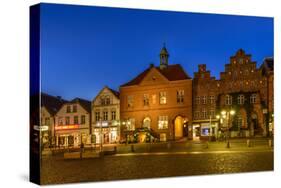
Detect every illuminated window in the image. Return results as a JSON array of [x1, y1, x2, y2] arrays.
[[111, 111, 116, 120], [127, 95, 133, 108], [65, 117, 70, 125], [159, 92, 167, 104], [238, 95, 245, 105], [202, 96, 207, 104], [225, 95, 232, 105], [177, 90, 184, 104], [66, 105, 71, 113], [103, 111, 108, 121], [81, 115, 85, 124], [158, 116, 168, 129], [95, 112, 100, 121], [73, 105, 77, 112], [74, 116, 79, 124], [143, 94, 149, 106], [127, 118, 135, 131], [250, 94, 257, 104]]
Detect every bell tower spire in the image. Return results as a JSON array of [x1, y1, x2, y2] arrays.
[[159, 43, 169, 69]]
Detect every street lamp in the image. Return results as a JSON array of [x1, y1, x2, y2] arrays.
[[221, 109, 235, 148]]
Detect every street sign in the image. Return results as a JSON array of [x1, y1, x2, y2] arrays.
[[33, 125, 48, 131]]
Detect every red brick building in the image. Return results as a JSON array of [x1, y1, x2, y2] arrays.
[[193, 49, 274, 139]]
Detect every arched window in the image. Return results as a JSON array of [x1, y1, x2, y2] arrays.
[[250, 94, 257, 104], [143, 117, 151, 129], [238, 95, 245, 105], [225, 95, 232, 105]]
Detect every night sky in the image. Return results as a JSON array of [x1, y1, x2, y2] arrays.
[[40, 3, 273, 101]]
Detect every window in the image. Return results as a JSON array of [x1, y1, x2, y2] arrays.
[[58, 117, 63, 125], [65, 117, 70, 125], [237, 115, 243, 129], [209, 110, 215, 118], [158, 116, 168, 129], [72, 105, 77, 112], [103, 111, 108, 121], [177, 90, 184, 104], [143, 94, 149, 106], [95, 112, 100, 121], [106, 96, 110, 105], [100, 97, 105, 105], [111, 111, 116, 120], [81, 115, 85, 124], [159, 92, 167, 104], [127, 95, 133, 108], [250, 94, 257, 104], [202, 109, 207, 119], [202, 96, 207, 104], [238, 95, 245, 105], [225, 95, 232, 105], [195, 96, 200, 105], [74, 116, 79, 124], [66, 106, 71, 113], [209, 96, 215, 104], [45, 118, 50, 125], [194, 111, 200, 119], [127, 118, 135, 131]]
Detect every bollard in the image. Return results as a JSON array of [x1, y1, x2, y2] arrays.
[[167, 142, 171, 149], [247, 139, 251, 147], [114, 146, 117, 153], [131, 144, 135, 152], [226, 141, 230, 148], [268, 139, 272, 147]]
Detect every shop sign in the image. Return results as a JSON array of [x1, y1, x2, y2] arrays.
[[55, 125, 79, 130]]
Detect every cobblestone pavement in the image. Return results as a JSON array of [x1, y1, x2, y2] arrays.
[[41, 150, 273, 185]]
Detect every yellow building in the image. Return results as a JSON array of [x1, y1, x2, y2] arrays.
[[120, 46, 193, 142], [54, 98, 91, 147], [91, 86, 120, 144]]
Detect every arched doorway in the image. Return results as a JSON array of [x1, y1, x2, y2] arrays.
[[174, 116, 183, 138], [143, 117, 151, 129]]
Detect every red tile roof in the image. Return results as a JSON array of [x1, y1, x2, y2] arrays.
[[121, 64, 191, 87]]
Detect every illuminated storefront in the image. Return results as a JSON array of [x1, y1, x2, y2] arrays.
[[92, 121, 119, 144]]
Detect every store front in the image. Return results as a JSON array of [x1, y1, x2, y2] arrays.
[[93, 121, 119, 144], [192, 121, 218, 140]]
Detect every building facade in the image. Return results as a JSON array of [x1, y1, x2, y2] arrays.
[[40, 93, 67, 147], [120, 46, 193, 142], [192, 49, 274, 139], [54, 98, 91, 147], [91, 86, 120, 144]]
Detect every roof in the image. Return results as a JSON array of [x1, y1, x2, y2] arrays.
[[41, 93, 68, 115], [107, 87, 120, 99], [69, 98, 91, 113], [121, 64, 191, 87]]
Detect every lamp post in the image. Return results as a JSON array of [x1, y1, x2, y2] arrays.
[[221, 110, 235, 148]]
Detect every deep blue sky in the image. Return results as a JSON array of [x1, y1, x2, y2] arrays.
[[40, 3, 273, 101]]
